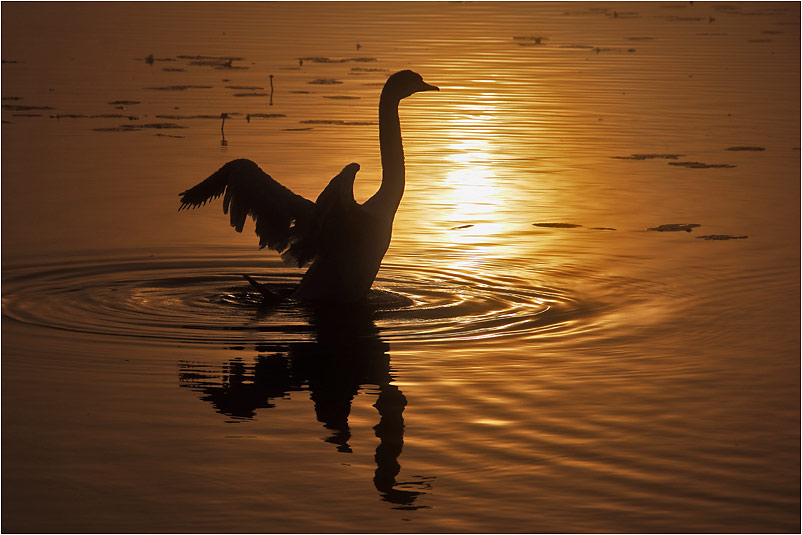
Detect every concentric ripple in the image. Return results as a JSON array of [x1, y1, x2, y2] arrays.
[[2, 248, 605, 347]]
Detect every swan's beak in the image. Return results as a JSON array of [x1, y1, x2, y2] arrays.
[[418, 81, 439, 92]]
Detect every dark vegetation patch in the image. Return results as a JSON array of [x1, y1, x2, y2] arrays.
[[299, 57, 377, 64], [3, 104, 54, 111], [612, 153, 683, 160], [514, 36, 547, 45], [307, 78, 344, 85], [647, 223, 700, 232], [695, 235, 748, 240], [93, 122, 186, 132], [155, 114, 221, 119], [668, 161, 735, 168], [140, 55, 175, 64], [177, 55, 245, 61], [533, 223, 583, 229], [145, 85, 213, 91], [52, 113, 138, 120]]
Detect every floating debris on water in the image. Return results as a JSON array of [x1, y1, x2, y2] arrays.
[[139, 55, 174, 64], [180, 55, 248, 69], [695, 235, 748, 240], [3, 104, 54, 111], [298, 57, 377, 64], [283, 127, 314, 131], [350, 67, 387, 72], [144, 85, 213, 91], [647, 223, 701, 232], [155, 114, 221, 119], [178, 55, 245, 61], [93, 126, 140, 132], [308, 78, 344, 85], [50, 113, 138, 120], [589, 227, 617, 231], [93, 122, 186, 132], [513, 36, 547, 45], [108, 100, 141, 106], [726, 146, 765, 151], [2, 59, 21, 64], [232, 92, 269, 97], [323, 96, 360, 100], [139, 123, 186, 129], [247, 113, 286, 119], [162, 67, 186, 72], [12, 113, 42, 117], [625, 36, 655, 41], [612, 153, 684, 160], [452, 224, 474, 229], [668, 161, 736, 168], [300, 119, 375, 126], [225, 85, 264, 90], [533, 223, 583, 228], [155, 133, 185, 138], [289, 90, 311, 94]]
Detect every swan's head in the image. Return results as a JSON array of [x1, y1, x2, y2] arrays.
[[384, 70, 439, 100]]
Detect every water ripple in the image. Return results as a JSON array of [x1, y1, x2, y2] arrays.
[[2, 249, 605, 348]]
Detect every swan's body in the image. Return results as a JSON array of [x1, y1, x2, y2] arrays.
[[179, 70, 438, 303]]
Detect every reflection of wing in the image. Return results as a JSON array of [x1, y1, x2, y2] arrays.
[[284, 163, 361, 266], [179, 159, 314, 264]]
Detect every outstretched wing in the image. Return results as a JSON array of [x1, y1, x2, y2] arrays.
[[178, 159, 315, 261], [283, 163, 361, 266]]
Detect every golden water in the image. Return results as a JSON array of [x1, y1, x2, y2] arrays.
[[2, 2, 799, 532]]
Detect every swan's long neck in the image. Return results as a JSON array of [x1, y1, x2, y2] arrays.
[[374, 90, 405, 215]]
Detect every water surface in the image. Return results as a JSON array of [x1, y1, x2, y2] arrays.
[[2, 2, 799, 533]]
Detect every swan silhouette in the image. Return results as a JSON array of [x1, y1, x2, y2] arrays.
[[178, 70, 438, 303]]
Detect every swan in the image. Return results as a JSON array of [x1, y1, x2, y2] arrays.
[[178, 70, 439, 303]]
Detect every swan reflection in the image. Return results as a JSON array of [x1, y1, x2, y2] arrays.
[[178, 300, 433, 510]]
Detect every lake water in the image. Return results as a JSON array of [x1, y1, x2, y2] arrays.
[[2, 2, 799, 533]]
